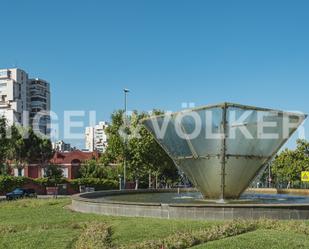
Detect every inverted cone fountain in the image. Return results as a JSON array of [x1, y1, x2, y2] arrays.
[[142, 103, 307, 200], [72, 103, 309, 219]]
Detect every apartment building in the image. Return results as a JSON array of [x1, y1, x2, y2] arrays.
[[85, 126, 95, 152], [29, 78, 50, 135], [52, 140, 72, 152], [0, 68, 28, 124], [85, 121, 108, 152], [0, 68, 50, 135]]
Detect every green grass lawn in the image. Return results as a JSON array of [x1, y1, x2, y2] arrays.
[[0, 198, 308, 249], [0, 198, 216, 248]]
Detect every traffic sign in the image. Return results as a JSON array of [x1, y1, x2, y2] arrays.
[[301, 171, 309, 182]]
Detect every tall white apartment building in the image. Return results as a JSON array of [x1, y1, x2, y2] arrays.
[[0, 68, 50, 135], [0, 68, 28, 124], [85, 121, 109, 153]]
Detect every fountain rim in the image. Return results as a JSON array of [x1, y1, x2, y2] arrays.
[[72, 189, 309, 208]]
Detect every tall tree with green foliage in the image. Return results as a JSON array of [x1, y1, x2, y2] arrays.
[[80, 159, 106, 178], [0, 117, 8, 174], [0, 116, 53, 175], [6, 125, 28, 170], [103, 110, 126, 164], [102, 110, 179, 188], [271, 139, 309, 187], [36, 136, 54, 167]]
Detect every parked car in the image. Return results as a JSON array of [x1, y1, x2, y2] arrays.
[[6, 188, 37, 200]]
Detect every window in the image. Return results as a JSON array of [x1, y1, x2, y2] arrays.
[[0, 70, 8, 77], [0, 82, 7, 89]]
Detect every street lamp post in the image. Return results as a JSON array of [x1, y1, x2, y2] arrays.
[[268, 163, 272, 188], [123, 88, 130, 189], [118, 174, 122, 190]]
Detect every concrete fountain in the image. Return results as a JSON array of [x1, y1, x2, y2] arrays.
[[71, 103, 309, 220]]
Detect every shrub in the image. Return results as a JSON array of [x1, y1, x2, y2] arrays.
[[0, 176, 28, 193], [121, 220, 309, 249], [256, 219, 309, 235], [75, 222, 113, 249], [0, 176, 118, 194], [119, 220, 257, 249], [70, 178, 118, 191], [32, 177, 49, 186]]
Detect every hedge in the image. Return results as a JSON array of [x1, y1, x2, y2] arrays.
[[75, 222, 113, 249], [74, 219, 309, 249], [0, 176, 118, 193], [70, 178, 118, 191], [0, 176, 29, 193]]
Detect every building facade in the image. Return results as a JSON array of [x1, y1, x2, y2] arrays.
[[0, 68, 50, 135], [0, 68, 28, 124], [52, 140, 72, 152], [85, 126, 95, 152], [85, 121, 108, 152], [20, 150, 100, 179], [29, 78, 51, 135]]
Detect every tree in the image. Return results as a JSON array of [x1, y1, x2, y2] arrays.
[[0, 117, 8, 174], [80, 159, 106, 178], [103, 110, 126, 164], [102, 109, 179, 188], [79, 159, 123, 180], [35, 136, 54, 168], [126, 111, 178, 188], [44, 164, 64, 186], [0, 115, 53, 176], [271, 139, 309, 187], [6, 125, 28, 171]]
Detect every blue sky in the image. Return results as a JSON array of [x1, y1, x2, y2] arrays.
[[1, 0, 309, 148]]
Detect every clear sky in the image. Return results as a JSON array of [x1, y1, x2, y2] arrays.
[[1, 0, 308, 148]]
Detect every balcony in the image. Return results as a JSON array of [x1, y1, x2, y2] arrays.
[[0, 101, 10, 107]]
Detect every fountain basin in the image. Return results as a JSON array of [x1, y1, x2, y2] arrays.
[[71, 189, 309, 220]]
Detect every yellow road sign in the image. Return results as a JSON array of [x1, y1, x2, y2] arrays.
[[301, 171, 309, 182]]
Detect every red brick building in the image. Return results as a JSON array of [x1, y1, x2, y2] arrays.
[[21, 150, 100, 179]]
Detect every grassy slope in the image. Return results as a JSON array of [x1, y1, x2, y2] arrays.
[[0, 198, 215, 248], [192, 229, 309, 249], [1, 199, 309, 249]]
